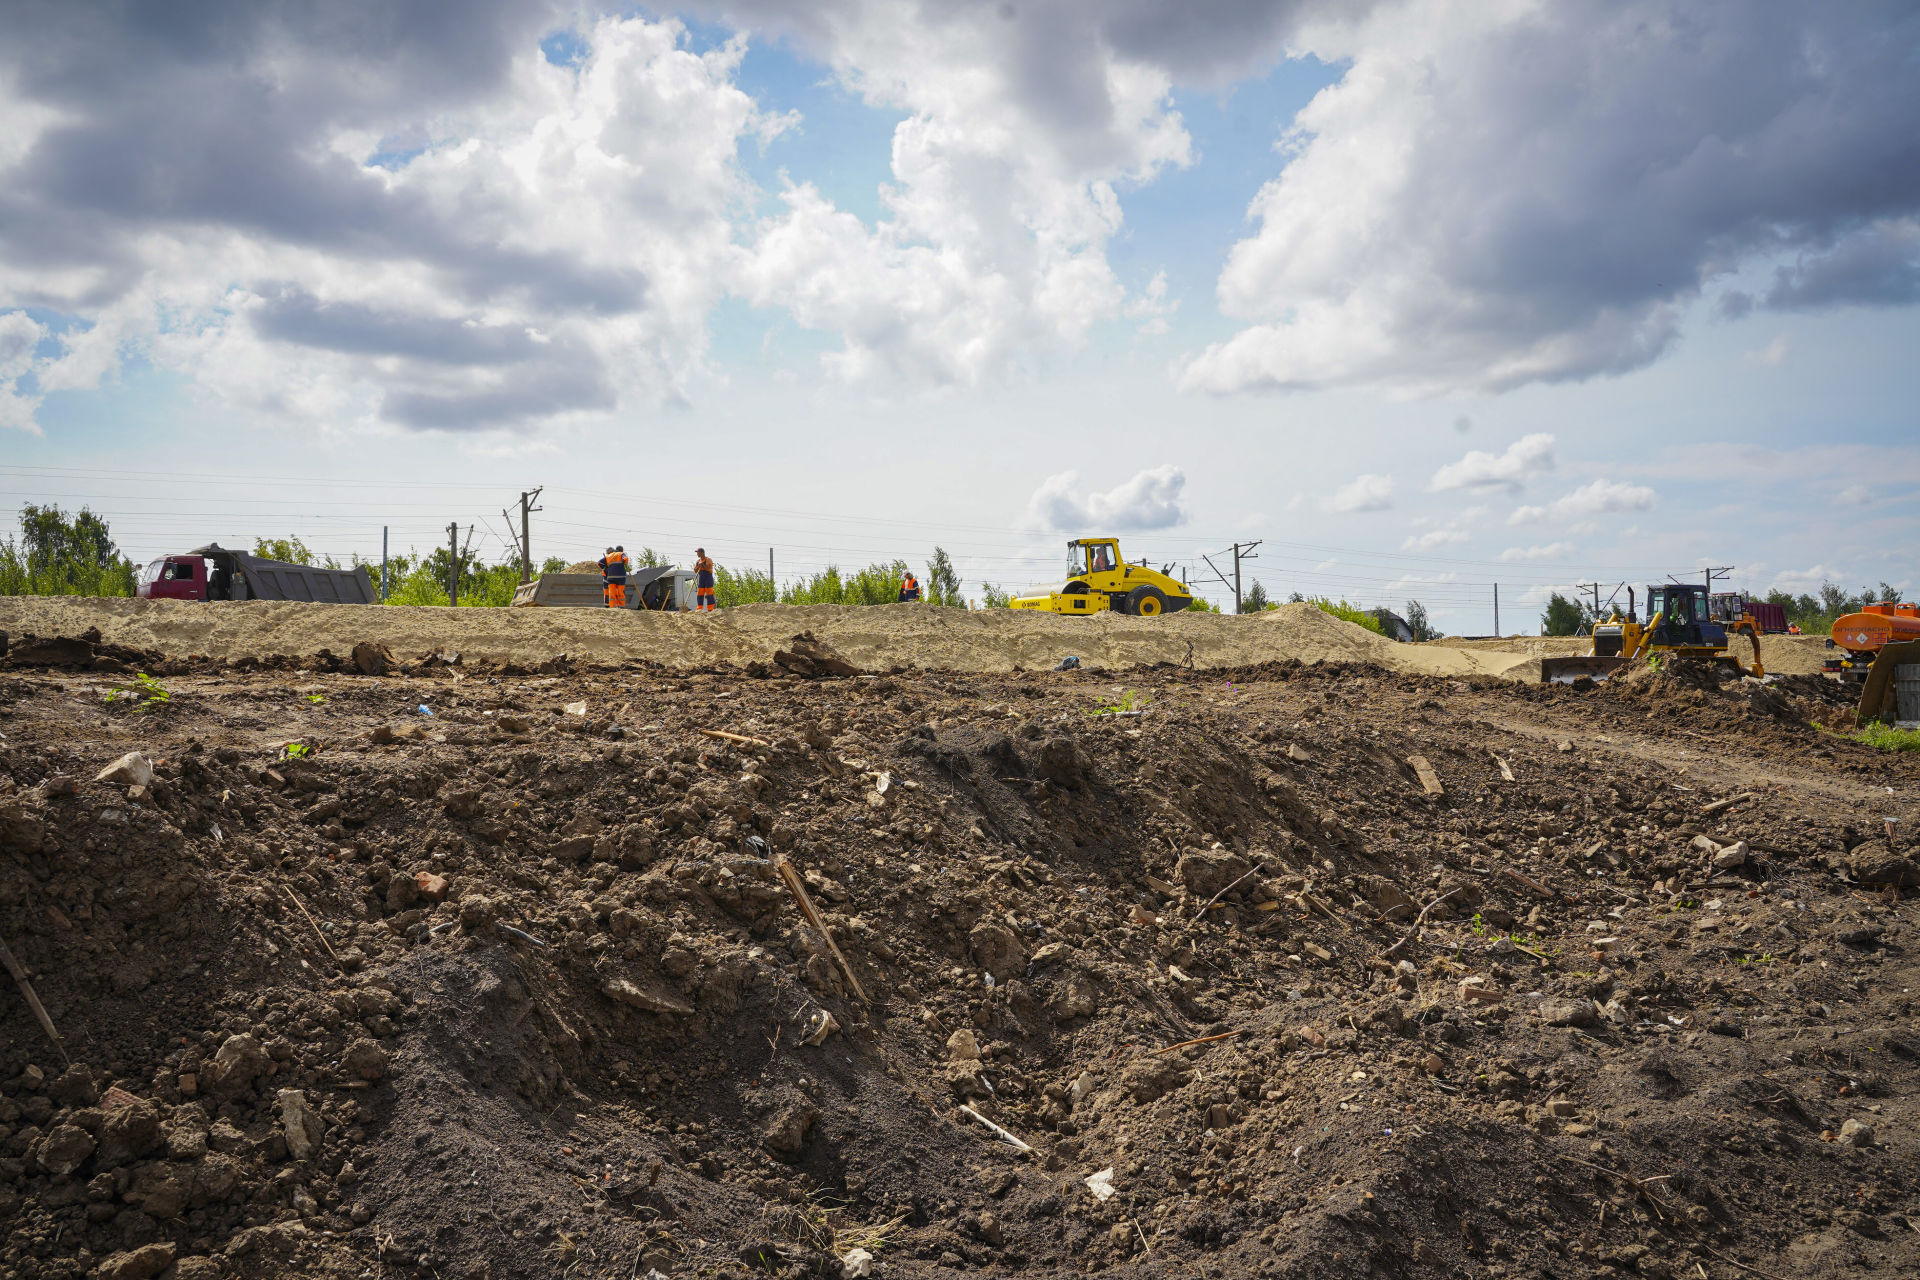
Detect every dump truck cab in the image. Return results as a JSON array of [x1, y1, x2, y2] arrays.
[[139, 555, 211, 600], [1010, 538, 1193, 617]]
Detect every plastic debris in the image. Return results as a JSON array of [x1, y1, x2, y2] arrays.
[[1084, 1167, 1116, 1200]]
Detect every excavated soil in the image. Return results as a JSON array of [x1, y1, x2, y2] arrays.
[[1433, 635, 1831, 678], [0, 630, 1916, 1280], [0, 600, 1543, 680]]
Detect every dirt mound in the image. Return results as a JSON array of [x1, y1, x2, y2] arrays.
[[0, 599, 1542, 681], [1, 656, 1915, 1279], [1436, 632, 1831, 677]]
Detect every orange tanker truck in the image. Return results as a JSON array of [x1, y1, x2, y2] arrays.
[[1826, 601, 1920, 676]]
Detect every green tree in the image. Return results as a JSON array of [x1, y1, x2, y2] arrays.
[[1240, 580, 1271, 613], [1542, 592, 1589, 636], [979, 582, 1012, 608], [1186, 595, 1221, 613], [1405, 599, 1442, 641], [252, 536, 315, 565], [926, 547, 962, 606], [1, 505, 136, 597]]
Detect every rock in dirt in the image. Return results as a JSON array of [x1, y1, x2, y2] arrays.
[[969, 921, 1027, 982], [6, 634, 95, 666], [35, 1123, 95, 1175], [1119, 1055, 1192, 1104], [1539, 997, 1598, 1028], [1847, 842, 1920, 888], [1838, 1118, 1876, 1148], [94, 1097, 162, 1168], [95, 751, 155, 789], [947, 1028, 982, 1061], [762, 1104, 818, 1158], [340, 1038, 390, 1081], [350, 641, 396, 675], [841, 1246, 875, 1277], [277, 1088, 323, 1160], [94, 1243, 175, 1280], [773, 631, 861, 678], [1176, 848, 1253, 899]]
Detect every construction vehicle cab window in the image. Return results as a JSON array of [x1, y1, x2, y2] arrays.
[[1011, 538, 1193, 617]]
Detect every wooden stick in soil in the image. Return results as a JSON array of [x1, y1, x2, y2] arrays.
[[1383, 888, 1463, 959], [1150, 1028, 1245, 1055], [700, 728, 772, 749], [281, 885, 340, 963], [0, 929, 71, 1067], [775, 857, 868, 1003], [958, 1105, 1034, 1153], [1499, 865, 1565, 901]]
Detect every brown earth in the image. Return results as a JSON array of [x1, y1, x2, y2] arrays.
[[1434, 634, 1832, 678], [0, 628, 1915, 1280], [0, 599, 1545, 680]]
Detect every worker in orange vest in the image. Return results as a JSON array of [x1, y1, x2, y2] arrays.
[[899, 571, 921, 602], [599, 546, 629, 608], [693, 547, 716, 611]]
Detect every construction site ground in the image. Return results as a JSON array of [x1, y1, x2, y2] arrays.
[[0, 605, 1914, 1280]]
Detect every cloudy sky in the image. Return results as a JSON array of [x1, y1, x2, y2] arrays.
[[3, 0, 1916, 628]]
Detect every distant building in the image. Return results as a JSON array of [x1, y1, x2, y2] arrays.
[[1372, 608, 1415, 643]]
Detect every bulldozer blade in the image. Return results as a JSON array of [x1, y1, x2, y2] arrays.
[[1540, 655, 1633, 684]]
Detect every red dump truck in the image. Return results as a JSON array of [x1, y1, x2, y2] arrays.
[[136, 544, 376, 604]]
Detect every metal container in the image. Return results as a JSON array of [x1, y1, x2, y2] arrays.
[[1896, 664, 1920, 723]]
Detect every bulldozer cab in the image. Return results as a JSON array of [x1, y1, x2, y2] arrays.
[[1647, 584, 1720, 647], [1069, 539, 1120, 577]]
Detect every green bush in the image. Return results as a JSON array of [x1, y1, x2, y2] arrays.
[[979, 583, 1012, 608], [1856, 724, 1920, 752], [1307, 597, 1385, 634]]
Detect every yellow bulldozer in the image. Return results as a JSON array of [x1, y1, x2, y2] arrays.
[[1010, 538, 1194, 617], [1541, 582, 1764, 682]]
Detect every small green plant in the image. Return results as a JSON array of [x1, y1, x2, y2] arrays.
[[1735, 953, 1777, 966], [282, 742, 312, 760], [1090, 689, 1150, 716], [1855, 723, 1920, 752], [306, 693, 326, 704], [106, 672, 171, 714]]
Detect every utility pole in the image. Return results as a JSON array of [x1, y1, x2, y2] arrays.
[[1232, 540, 1261, 614], [501, 488, 543, 583], [1703, 564, 1734, 594], [381, 526, 389, 602], [1493, 583, 1501, 637], [1203, 542, 1263, 613], [447, 522, 459, 606], [769, 547, 774, 600]]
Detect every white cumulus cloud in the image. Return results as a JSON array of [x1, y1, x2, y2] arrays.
[[1428, 433, 1556, 494], [1499, 542, 1574, 562], [1401, 528, 1469, 551], [1511, 478, 1657, 523], [1180, 2, 1920, 395], [1024, 464, 1188, 533], [1325, 472, 1394, 513]]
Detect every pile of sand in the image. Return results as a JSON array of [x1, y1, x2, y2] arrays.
[[0, 597, 1546, 678]]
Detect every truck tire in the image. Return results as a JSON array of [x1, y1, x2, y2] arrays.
[[1127, 585, 1170, 617]]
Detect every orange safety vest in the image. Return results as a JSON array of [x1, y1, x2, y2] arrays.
[[601, 552, 628, 584], [900, 574, 920, 600]]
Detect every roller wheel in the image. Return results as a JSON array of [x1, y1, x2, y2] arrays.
[[1128, 585, 1168, 617]]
